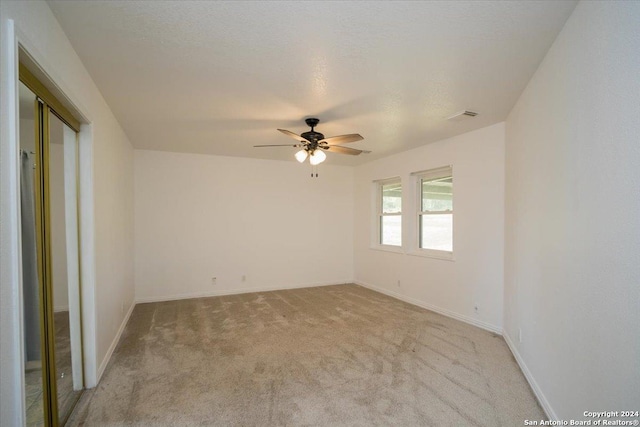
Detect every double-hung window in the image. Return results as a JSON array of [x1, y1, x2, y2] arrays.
[[377, 178, 402, 247], [415, 166, 453, 255]]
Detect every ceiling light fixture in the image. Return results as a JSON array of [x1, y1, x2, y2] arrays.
[[295, 149, 308, 163], [255, 118, 367, 166], [309, 149, 326, 165], [254, 118, 367, 176]]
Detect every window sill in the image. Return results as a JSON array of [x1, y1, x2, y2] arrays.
[[369, 245, 404, 254], [406, 249, 455, 261]]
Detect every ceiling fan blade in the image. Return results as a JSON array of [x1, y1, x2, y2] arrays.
[[325, 145, 364, 155], [253, 144, 302, 147], [318, 134, 363, 145], [278, 129, 307, 142]]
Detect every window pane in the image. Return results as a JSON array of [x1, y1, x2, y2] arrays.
[[381, 215, 401, 246], [382, 183, 402, 214], [420, 214, 452, 251], [422, 176, 452, 212]]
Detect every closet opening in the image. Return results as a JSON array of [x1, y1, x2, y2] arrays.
[[19, 61, 84, 427]]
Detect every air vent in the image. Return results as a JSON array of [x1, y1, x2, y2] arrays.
[[446, 110, 479, 121]]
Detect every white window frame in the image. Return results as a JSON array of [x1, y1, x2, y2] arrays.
[[412, 166, 453, 260], [372, 177, 403, 252]]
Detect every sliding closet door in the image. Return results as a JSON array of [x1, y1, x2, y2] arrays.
[[19, 62, 84, 427], [19, 80, 46, 427], [48, 112, 83, 424]]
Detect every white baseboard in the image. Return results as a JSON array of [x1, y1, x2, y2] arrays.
[[355, 280, 502, 334], [96, 300, 135, 383], [134, 280, 353, 304], [503, 331, 557, 421]]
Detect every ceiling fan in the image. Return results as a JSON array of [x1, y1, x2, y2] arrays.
[[254, 118, 369, 166]]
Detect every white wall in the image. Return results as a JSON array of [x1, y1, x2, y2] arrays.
[[134, 150, 354, 301], [0, 1, 135, 423], [354, 123, 505, 332], [504, 1, 640, 420]]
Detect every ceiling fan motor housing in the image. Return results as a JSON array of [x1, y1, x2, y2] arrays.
[[301, 131, 324, 144], [301, 118, 324, 148]]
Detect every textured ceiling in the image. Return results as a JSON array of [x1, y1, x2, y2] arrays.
[[48, 0, 577, 165]]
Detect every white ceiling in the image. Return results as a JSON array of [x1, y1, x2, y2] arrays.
[[48, 0, 577, 166]]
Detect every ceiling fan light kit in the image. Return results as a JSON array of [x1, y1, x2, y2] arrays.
[[295, 150, 308, 163], [254, 117, 368, 173], [309, 149, 327, 165]]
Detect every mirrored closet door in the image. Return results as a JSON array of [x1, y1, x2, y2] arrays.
[[19, 62, 84, 427]]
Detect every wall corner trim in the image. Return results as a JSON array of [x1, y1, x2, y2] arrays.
[[503, 331, 558, 421]]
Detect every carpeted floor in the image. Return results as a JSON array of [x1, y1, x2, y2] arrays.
[[68, 284, 544, 426]]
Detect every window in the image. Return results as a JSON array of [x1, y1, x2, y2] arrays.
[[416, 167, 453, 254], [377, 179, 402, 246]]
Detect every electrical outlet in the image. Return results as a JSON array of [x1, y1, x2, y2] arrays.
[[519, 328, 523, 343], [241, 275, 246, 282], [211, 277, 217, 285], [397, 280, 401, 287], [474, 304, 479, 313]]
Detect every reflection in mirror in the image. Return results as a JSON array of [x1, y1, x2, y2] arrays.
[[49, 112, 84, 424], [19, 81, 45, 427]]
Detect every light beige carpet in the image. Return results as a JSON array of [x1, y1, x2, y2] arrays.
[[68, 284, 544, 426]]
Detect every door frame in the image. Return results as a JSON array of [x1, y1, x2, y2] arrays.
[[0, 19, 98, 426]]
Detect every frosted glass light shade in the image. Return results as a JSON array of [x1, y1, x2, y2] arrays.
[[295, 150, 308, 163], [309, 150, 326, 165]]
